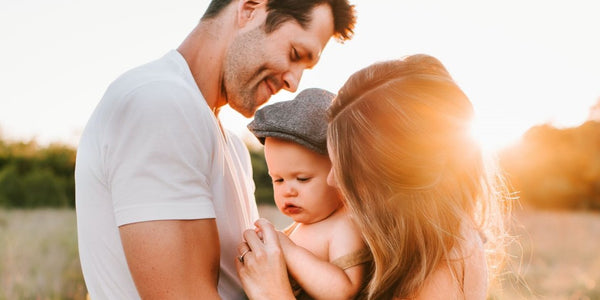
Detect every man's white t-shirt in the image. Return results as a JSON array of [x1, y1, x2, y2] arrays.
[[75, 50, 259, 299]]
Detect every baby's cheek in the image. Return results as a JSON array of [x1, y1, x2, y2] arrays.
[[272, 190, 284, 205]]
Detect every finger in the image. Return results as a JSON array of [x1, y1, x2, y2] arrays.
[[254, 218, 280, 247], [234, 251, 245, 274], [237, 249, 251, 264], [253, 223, 263, 240], [243, 228, 264, 251], [237, 241, 249, 255]]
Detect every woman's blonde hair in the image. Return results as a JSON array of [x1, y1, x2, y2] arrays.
[[327, 55, 510, 299]]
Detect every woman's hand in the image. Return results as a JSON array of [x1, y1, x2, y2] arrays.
[[235, 218, 295, 300]]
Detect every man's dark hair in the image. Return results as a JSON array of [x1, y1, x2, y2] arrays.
[[202, 0, 232, 19], [202, 0, 356, 42]]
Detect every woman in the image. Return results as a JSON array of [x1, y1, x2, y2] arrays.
[[236, 54, 510, 299]]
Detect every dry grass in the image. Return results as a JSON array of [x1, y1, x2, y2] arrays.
[[0, 209, 86, 300], [1, 207, 598, 299], [489, 209, 600, 300]]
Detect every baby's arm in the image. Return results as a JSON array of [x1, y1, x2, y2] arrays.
[[277, 221, 368, 300]]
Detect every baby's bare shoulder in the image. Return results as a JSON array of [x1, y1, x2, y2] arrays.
[[328, 214, 366, 260]]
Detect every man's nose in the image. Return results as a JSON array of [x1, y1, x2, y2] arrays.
[[282, 66, 304, 93]]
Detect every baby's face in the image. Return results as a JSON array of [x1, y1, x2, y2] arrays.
[[264, 137, 342, 224]]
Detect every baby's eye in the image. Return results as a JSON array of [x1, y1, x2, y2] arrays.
[[297, 177, 310, 182], [273, 178, 283, 183]]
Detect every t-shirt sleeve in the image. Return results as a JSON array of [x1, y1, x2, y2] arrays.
[[104, 80, 216, 226]]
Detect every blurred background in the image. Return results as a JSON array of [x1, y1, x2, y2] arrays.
[[1, 0, 600, 299]]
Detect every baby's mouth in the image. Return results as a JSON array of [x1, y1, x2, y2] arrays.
[[283, 203, 302, 215]]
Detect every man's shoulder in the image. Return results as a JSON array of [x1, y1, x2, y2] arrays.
[[100, 51, 216, 142], [115, 50, 190, 89], [104, 50, 206, 115]]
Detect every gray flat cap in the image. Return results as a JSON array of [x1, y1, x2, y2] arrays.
[[248, 88, 335, 155]]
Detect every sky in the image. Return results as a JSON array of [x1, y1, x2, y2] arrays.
[[1, 0, 600, 151]]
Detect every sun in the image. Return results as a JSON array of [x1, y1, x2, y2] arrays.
[[469, 116, 526, 154]]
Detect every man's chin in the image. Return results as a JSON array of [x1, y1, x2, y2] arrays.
[[229, 103, 257, 118], [228, 93, 268, 117], [240, 109, 255, 118], [245, 99, 271, 117]]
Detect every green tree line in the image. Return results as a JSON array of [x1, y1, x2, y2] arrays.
[[0, 139, 76, 208], [4, 119, 600, 211], [0, 137, 275, 208]]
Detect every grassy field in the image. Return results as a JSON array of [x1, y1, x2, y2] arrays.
[[489, 209, 600, 299], [0, 209, 86, 300], [0, 207, 598, 299]]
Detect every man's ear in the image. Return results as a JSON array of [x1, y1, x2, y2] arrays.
[[237, 0, 267, 28]]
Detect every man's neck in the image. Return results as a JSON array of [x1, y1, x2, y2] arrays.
[[177, 15, 235, 112]]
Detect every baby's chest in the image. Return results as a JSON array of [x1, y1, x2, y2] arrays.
[[289, 228, 333, 261]]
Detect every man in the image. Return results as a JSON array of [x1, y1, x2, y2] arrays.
[[75, 0, 356, 299]]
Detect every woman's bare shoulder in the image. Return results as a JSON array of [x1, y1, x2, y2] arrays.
[[461, 227, 488, 299], [407, 227, 488, 300]]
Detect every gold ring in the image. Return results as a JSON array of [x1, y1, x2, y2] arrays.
[[238, 249, 251, 263]]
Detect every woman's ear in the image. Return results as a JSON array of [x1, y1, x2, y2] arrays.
[[237, 0, 268, 28]]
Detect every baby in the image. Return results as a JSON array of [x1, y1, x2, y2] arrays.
[[248, 88, 371, 299]]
